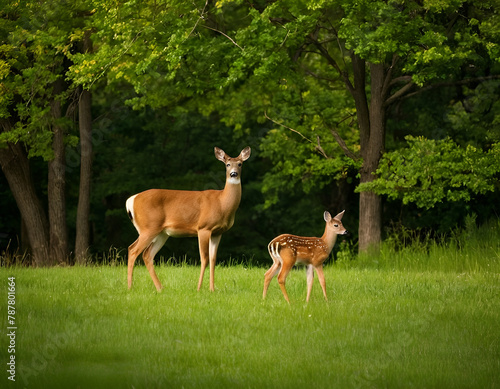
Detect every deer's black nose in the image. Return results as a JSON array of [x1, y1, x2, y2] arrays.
[[230, 172, 238, 178]]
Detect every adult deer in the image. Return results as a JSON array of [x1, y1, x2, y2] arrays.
[[263, 210, 348, 303], [126, 146, 251, 292]]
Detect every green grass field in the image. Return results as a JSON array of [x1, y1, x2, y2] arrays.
[[1, 222, 499, 388]]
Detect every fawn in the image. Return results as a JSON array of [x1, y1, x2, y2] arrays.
[[263, 210, 348, 303]]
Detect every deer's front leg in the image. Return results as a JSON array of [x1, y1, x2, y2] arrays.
[[209, 234, 222, 292], [315, 265, 328, 301], [306, 264, 314, 302], [197, 230, 211, 291]]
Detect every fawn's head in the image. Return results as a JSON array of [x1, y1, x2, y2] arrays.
[[324, 210, 348, 236]]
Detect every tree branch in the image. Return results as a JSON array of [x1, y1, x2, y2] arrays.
[[402, 75, 500, 101], [265, 112, 313, 143], [184, 0, 244, 51], [264, 112, 329, 158], [315, 136, 329, 159], [382, 54, 399, 99], [299, 63, 341, 85], [327, 125, 360, 162], [185, 0, 209, 42], [201, 25, 244, 51], [264, 111, 360, 162], [390, 75, 413, 85], [308, 37, 354, 94], [385, 79, 415, 107]]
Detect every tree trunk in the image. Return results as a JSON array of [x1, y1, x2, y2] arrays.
[[75, 31, 93, 264], [359, 63, 386, 252], [0, 130, 50, 265], [48, 80, 68, 264], [351, 58, 386, 252], [75, 87, 93, 264]]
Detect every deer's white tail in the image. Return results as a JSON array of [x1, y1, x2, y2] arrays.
[[126, 195, 139, 233]]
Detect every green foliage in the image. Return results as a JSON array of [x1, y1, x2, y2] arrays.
[[339, 0, 422, 62], [0, 0, 89, 158], [358, 136, 500, 208], [201, 0, 500, 215], [260, 125, 358, 208], [447, 81, 500, 145], [67, 0, 201, 97], [1, 0, 500, 259], [333, 0, 498, 84]]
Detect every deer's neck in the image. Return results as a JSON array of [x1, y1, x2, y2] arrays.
[[221, 179, 242, 214], [321, 226, 338, 253]]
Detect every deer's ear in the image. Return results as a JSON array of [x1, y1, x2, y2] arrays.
[[324, 211, 332, 222], [239, 146, 251, 161], [334, 210, 345, 221], [214, 147, 227, 162]]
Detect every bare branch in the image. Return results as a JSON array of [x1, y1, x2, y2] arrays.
[[265, 112, 360, 162], [327, 126, 360, 162], [265, 112, 331, 159], [184, 0, 244, 51], [315, 136, 330, 159], [279, 28, 290, 49], [202, 25, 244, 51], [264, 112, 314, 144], [185, 0, 209, 42]]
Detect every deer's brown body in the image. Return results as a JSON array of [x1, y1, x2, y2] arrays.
[[126, 147, 251, 292]]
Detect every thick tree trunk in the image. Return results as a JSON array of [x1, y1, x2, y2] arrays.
[[358, 190, 382, 252], [0, 134, 50, 265], [75, 87, 93, 264], [48, 80, 68, 264], [358, 63, 386, 252], [351, 58, 386, 252]]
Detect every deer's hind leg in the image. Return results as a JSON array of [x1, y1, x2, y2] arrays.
[[276, 249, 295, 304], [128, 232, 158, 290], [263, 242, 282, 299], [306, 264, 314, 302], [142, 232, 168, 291]]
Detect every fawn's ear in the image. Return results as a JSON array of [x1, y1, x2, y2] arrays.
[[334, 210, 345, 221], [324, 211, 332, 222]]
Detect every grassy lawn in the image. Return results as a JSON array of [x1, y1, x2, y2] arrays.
[[1, 249, 499, 389]]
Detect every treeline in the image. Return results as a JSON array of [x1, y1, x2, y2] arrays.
[[0, 0, 499, 265]]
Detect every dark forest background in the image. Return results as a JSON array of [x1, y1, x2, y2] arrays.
[[1, 0, 499, 266]]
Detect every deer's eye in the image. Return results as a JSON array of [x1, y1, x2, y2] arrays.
[[227, 163, 230, 167], [334, 224, 339, 227], [238, 163, 242, 167]]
